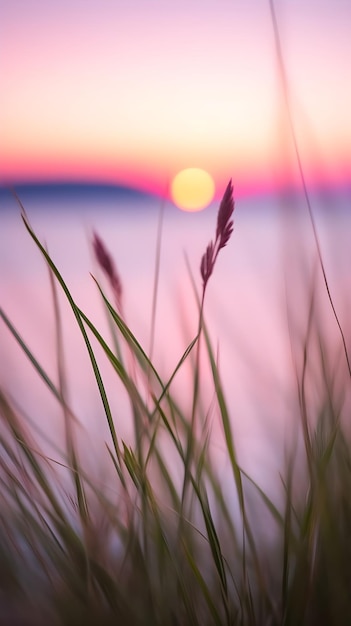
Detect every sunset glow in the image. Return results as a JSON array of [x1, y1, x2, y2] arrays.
[[1, 1, 350, 197]]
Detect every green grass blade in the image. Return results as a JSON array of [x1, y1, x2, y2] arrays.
[[1, 308, 64, 407], [21, 213, 122, 468]]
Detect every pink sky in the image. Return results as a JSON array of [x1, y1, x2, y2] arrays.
[[1, 0, 350, 197]]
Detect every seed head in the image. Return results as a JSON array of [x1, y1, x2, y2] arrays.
[[216, 179, 234, 249], [200, 179, 235, 289], [92, 231, 123, 313]]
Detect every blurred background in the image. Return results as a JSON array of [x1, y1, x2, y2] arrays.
[[1, 0, 350, 489], [1, 0, 350, 194]]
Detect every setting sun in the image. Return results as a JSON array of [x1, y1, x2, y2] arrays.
[[171, 168, 215, 212]]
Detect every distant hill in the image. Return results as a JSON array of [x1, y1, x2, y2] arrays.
[[0, 181, 160, 207]]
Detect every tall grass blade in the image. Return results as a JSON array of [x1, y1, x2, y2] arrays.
[[20, 211, 122, 469]]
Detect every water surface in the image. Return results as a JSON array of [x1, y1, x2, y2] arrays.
[[1, 189, 350, 497]]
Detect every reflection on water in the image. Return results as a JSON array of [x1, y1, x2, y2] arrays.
[[1, 189, 350, 498]]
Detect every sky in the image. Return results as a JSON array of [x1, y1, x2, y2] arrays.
[[1, 0, 351, 485], [1, 0, 350, 198]]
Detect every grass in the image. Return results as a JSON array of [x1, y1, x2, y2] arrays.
[[0, 182, 351, 626]]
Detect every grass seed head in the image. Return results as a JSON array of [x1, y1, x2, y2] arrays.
[[216, 178, 234, 249], [92, 231, 123, 312], [200, 179, 234, 289]]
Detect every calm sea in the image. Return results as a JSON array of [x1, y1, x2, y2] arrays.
[[1, 188, 350, 495]]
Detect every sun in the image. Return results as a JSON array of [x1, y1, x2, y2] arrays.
[[171, 168, 215, 212]]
